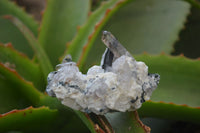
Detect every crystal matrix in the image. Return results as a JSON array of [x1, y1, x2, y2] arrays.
[[46, 31, 160, 115]]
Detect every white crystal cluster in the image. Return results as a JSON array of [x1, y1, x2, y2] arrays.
[[46, 31, 160, 115]]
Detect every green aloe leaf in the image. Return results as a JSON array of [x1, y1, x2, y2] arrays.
[[0, 43, 44, 90], [135, 54, 200, 107], [98, 0, 191, 54], [106, 111, 150, 133], [40, 96, 102, 133], [0, 63, 42, 105], [0, 0, 38, 57], [0, 0, 39, 36], [134, 54, 200, 122], [39, 96, 91, 133], [0, 18, 34, 57], [5, 16, 53, 78], [85, 0, 191, 68], [0, 106, 57, 132], [172, 7, 200, 58], [66, 0, 132, 68], [38, 0, 90, 66], [87, 114, 114, 133], [74, 111, 99, 133], [0, 78, 30, 113], [139, 101, 200, 124]]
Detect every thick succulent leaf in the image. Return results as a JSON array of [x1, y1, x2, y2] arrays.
[[41, 97, 149, 133], [40, 95, 101, 133], [0, 106, 58, 133], [60, 113, 91, 133], [66, 0, 132, 68], [172, 7, 200, 58], [0, 18, 34, 57], [39, 96, 90, 133], [85, 0, 191, 68], [5, 16, 53, 78], [139, 101, 200, 124], [99, 0, 190, 54], [41, 94, 115, 133], [0, 43, 44, 90], [38, 0, 90, 66], [0, 78, 30, 113], [141, 117, 174, 133], [135, 54, 200, 107], [88, 114, 115, 133], [74, 111, 100, 133], [105, 111, 150, 133], [141, 117, 200, 133], [0, 0, 39, 36], [134, 54, 200, 122], [0, 63, 42, 105]]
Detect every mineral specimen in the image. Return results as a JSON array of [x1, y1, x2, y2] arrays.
[[46, 31, 160, 115]]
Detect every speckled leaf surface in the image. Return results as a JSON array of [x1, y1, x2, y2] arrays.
[[38, 0, 90, 66], [0, 106, 57, 133], [0, 43, 44, 90]]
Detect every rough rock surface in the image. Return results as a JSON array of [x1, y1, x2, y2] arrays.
[[46, 31, 160, 115]]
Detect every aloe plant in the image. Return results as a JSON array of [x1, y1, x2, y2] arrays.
[[0, 0, 200, 132]]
